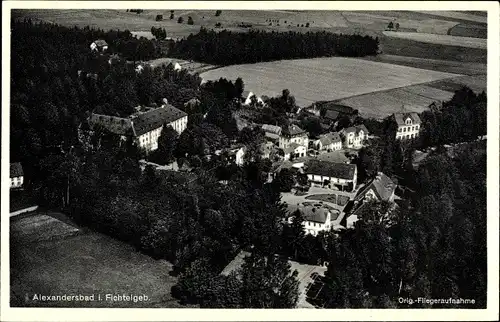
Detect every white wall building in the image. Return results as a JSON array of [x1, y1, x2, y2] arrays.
[[340, 124, 368, 149], [306, 160, 357, 192], [286, 203, 332, 236], [88, 104, 188, 153], [283, 143, 307, 161], [393, 112, 421, 140], [90, 39, 108, 52], [279, 124, 309, 150]]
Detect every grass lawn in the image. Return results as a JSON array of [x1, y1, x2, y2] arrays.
[[10, 213, 188, 308], [383, 31, 486, 49]]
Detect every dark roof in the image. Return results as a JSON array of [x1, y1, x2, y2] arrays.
[[283, 124, 306, 137], [318, 132, 342, 146], [283, 142, 303, 154], [316, 151, 349, 163], [355, 172, 396, 202], [317, 102, 357, 115], [131, 105, 187, 136], [286, 203, 329, 223], [306, 160, 356, 180], [262, 124, 282, 135], [10, 162, 23, 178], [393, 112, 421, 126], [93, 39, 108, 47], [89, 105, 187, 137], [324, 110, 339, 120]]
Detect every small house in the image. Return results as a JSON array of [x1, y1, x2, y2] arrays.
[[393, 112, 421, 140], [314, 132, 342, 152], [10, 162, 24, 189], [340, 124, 368, 149], [90, 39, 108, 52]]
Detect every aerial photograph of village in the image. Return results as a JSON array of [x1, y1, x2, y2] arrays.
[[6, 5, 491, 313]]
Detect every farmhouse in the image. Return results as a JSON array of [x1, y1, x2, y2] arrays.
[[10, 162, 24, 189], [314, 102, 358, 121], [286, 203, 332, 236], [88, 103, 188, 152], [314, 132, 342, 152], [262, 124, 282, 141], [306, 160, 357, 192], [340, 124, 369, 149], [393, 112, 421, 140], [90, 39, 108, 52], [283, 143, 307, 161], [279, 124, 309, 150], [355, 172, 397, 203], [174, 62, 182, 71]]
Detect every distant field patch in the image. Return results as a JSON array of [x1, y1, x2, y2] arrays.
[[201, 57, 460, 108], [383, 31, 487, 49], [361, 54, 486, 76], [427, 75, 487, 94], [414, 11, 487, 24], [335, 84, 456, 119], [448, 23, 487, 39]]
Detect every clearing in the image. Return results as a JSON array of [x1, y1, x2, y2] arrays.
[[383, 31, 487, 49], [200, 57, 461, 109], [10, 212, 187, 308]]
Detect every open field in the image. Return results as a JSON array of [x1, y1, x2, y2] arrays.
[[383, 31, 487, 49], [413, 11, 487, 24], [201, 57, 461, 108], [360, 54, 486, 76], [335, 83, 457, 119], [448, 23, 487, 38], [11, 213, 186, 308], [379, 35, 487, 63], [426, 74, 487, 94]]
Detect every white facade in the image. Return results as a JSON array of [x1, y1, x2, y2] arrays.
[[136, 115, 188, 152], [307, 174, 356, 189], [315, 139, 342, 151], [233, 147, 245, 165], [10, 176, 24, 189], [174, 62, 182, 71], [396, 122, 420, 140], [90, 42, 108, 52], [284, 145, 307, 161], [343, 129, 365, 149], [288, 212, 331, 236], [279, 134, 309, 150]]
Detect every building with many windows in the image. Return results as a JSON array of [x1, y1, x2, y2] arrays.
[[279, 124, 309, 150], [88, 103, 188, 152], [340, 124, 369, 149], [393, 112, 421, 140]]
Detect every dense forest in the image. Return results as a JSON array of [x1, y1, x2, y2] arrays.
[[169, 27, 379, 65]]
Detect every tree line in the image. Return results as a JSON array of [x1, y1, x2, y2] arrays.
[[169, 27, 379, 65]]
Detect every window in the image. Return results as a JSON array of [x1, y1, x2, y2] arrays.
[[403, 127, 406, 132], [416, 125, 419, 130]]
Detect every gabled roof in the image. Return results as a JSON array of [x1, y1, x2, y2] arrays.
[[306, 160, 356, 180], [262, 124, 282, 135], [316, 151, 349, 164], [316, 102, 357, 115], [283, 124, 306, 137], [318, 132, 342, 146], [286, 203, 330, 224], [283, 142, 304, 154], [10, 162, 23, 178], [324, 110, 339, 120], [93, 39, 108, 47], [355, 172, 396, 202], [89, 104, 187, 137], [341, 124, 369, 135], [393, 112, 421, 126]]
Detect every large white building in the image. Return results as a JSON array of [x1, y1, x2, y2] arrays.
[[340, 124, 369, 149], [393, 112, 421, 140], [306, 160, 357, 192], [88, 104, 188, 152], [286, 203, 332, 236], [279, 124, 309, 150]]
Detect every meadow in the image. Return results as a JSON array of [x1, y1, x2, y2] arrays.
[[10, 213, 186, 308], [200, 57, 461, 110], [383, 31, 487, 49]]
